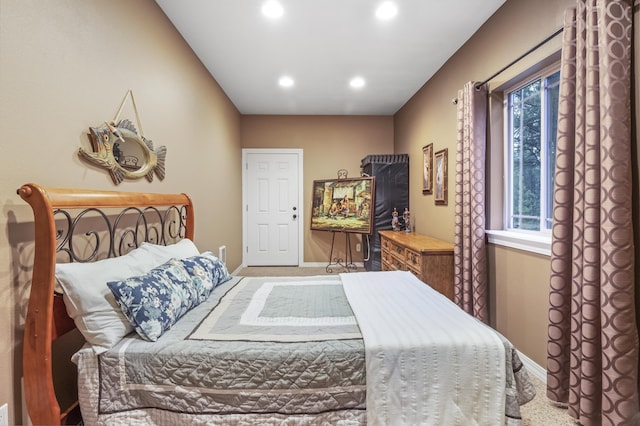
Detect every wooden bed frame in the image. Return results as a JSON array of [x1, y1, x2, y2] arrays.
[[17, 183, 194, 425]]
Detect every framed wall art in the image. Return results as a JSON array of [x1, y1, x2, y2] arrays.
[[434, 148, 448, 205], [78, 90, 167, 185], [422, 143, 433, 194], [310, 177, 375, 234]]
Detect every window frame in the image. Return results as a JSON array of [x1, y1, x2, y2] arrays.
[[504, 63, 560, 233], [486, 61, 560, 257]]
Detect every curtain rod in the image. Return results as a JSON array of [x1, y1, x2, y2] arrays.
[[475, 27, 564, 90]]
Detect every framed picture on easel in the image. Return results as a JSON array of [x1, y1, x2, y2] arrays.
[[310, 177, 375, 234], [434, 148, 448, 205]]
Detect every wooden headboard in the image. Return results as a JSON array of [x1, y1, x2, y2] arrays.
[[17, 183, 195, 425]]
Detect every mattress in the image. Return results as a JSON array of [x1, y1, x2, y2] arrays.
[[74, 273, 535, 425]]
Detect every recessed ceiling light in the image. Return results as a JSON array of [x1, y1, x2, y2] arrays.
[[350, 77, 366, 89], [375, 1, 397, 20], [279, 76, 294, 88], [262, 1, 284, 19]]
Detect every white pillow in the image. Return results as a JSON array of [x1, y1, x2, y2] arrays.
[[139, 239, 201, 264], [55, 239, 200, 353]]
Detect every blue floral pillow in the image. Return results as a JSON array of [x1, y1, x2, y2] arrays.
[[107, 260, 197, 342], [176, 252, 231, 302]]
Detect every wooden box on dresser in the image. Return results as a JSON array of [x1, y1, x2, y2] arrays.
[[379, 230, 454, 300]]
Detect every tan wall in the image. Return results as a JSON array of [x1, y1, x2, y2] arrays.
[[1, 0, 637, 422], [241, 115, 394, 264], [395, 0, 639, 369], [487, 245, 551, 362], [0, 1, 242, 423]]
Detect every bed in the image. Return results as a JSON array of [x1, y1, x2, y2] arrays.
[[18, 183, 535, 425]]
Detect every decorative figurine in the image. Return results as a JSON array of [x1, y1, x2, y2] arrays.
[[391, 208, 400, 231], [403, 208, 411, 232]]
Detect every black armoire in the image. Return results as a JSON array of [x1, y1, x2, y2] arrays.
[[361, 154, 409, 271]]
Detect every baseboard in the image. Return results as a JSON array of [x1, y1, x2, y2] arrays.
[[300, 262, 327, 267], [517, 350, 547, 384], [301, 261, 365, 268]]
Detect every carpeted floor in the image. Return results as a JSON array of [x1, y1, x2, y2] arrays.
[[519, 377, 573, 425], [236, 266, 575, 425]]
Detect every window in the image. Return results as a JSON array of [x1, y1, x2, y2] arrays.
[[505, 66, 560, 232]]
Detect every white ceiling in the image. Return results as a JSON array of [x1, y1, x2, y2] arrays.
[[155, 0, 506, 115]]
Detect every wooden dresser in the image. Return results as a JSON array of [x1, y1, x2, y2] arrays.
[[379, 230, 454, 300]]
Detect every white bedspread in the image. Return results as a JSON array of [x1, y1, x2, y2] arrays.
[[340, 270, 506, 426]]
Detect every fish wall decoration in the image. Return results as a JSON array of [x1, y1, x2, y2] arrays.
[[79, 119, 166, 185]]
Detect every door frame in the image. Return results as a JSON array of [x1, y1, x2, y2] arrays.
[[241, 148, 304, 267]]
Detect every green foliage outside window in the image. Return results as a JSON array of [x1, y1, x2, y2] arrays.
[[507, 70, 560, 231]]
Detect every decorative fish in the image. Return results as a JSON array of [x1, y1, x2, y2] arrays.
[[78, 119, 166, 185]]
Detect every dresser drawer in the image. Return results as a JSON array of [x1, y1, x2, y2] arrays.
[[407, 266, 422, 280], [406, 248, 422, 270], [386, 241, 406, 260], [381, 259, 391, 271], [389, 256, 406, 271], [382, 248, 404, 270], [382, 254, 404, 271], [381, 237, 393, 252], [381, 249, 393, 266]]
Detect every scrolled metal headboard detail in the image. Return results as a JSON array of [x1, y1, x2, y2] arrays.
[[53, 204, 188, 263]]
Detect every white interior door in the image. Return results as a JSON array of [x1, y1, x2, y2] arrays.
[[243, 149, 302, 266]]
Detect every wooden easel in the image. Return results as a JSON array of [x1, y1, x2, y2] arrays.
[[326, 230, 357, 273], [325, 169, 357, 273]]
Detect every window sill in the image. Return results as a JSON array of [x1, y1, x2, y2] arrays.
[[485, 230, 551, 257]]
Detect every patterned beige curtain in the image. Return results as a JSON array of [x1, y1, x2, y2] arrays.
[[546, 1, 638, 424], [453, 82, 488, 322]]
